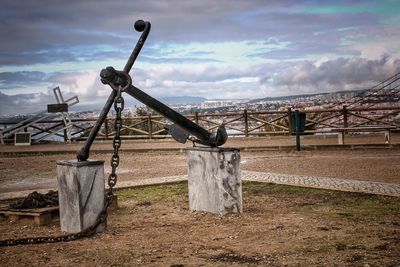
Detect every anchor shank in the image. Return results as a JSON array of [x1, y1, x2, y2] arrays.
[[77, 20, 151, 161], [77, 90, 117, 161], [123, 21, 151, 74]]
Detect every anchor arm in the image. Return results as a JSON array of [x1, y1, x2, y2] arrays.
[[98, 67, 227, 147], [125, 84, 224, 146]]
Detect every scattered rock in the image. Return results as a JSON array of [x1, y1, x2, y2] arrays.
[[348, 254, 364, 262], [374, 243, 389, 250], [336, 243, 347, 251], [271, 225, 285, 231], [135, 201, 151, 207]]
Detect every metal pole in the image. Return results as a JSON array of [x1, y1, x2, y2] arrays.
[[295, 109, 301, 151]]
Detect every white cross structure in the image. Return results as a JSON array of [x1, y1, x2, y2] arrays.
[[0, 87, 79, 144], [51, 87, 79, 143]]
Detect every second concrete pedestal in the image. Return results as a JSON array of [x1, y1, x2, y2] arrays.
[[56, 160, 105, 233], [187, 147, 242, 215]]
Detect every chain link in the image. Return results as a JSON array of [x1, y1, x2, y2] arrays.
[[9, 191, 59, 209], [107, 87, 124, 201], [0, 87, 125, 247]]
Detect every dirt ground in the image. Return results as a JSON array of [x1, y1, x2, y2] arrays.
[[0, 182, 399, 266], [1, 148, 400, 194], [0, 137, 399, 266]]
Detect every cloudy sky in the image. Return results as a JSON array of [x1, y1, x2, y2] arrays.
[[1, 0, 400, 114]]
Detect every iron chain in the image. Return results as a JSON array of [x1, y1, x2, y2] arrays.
[[107, 87, 124, 200], [0, 87, 125, 247], [9, 191, 59, 209]]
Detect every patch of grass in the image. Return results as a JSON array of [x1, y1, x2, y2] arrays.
[[243, 181, 318, 196], [115, 181, 400, 220], [116, 182, 188, 203], [242, 181, 400, 219], [333, 196, 400, 219], [302, 192, 400, 221]]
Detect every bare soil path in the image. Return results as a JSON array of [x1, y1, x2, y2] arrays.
[[1, 134, 399, 154], [1, 143, 399, 196], [1, 182, 399, 266]]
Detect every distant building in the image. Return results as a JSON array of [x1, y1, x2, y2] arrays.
[[200, 99, 247, 109]]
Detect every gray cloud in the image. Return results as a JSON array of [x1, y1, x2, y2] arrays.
[[0, 71, 46, 83], [1, 53, 400, 114], [0, 90, 110, 115], [0, 0, 391, 66], [261, 54, 400, 94], [0, 71, 47, 89], [139, 56, 221, 64], [0, 70, 93, 90], [0, 92, 53, 115]]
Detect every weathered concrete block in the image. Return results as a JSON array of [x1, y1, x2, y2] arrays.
[[56, 160, 105, 233], [187, 147, 242, 215]]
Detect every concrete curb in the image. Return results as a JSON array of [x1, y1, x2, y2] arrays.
[[1, 143, 399, 157]]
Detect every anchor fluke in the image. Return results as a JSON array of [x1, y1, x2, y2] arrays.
[[165, 124, 190, 144]]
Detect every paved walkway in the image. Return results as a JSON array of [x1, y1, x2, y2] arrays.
[[1, 135, 399, 156], [242, 171, 400, 197], [112, 171, 400, 197], [2, 171, 399, 200]]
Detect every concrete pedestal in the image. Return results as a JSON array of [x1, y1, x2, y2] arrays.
[[187, 147, 242, 215], [56, 160, 105, 233]]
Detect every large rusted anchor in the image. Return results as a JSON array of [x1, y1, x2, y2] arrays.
[[77, 20, 227, 161]]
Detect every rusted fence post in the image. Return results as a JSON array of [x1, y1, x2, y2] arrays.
[[148, 114, 153, 139], [295, 110, 301, 151], [342, 105, 348, 128], [244, 109, 249, 137], [287, 107, 292, 135], [195, 112, 199, 124]]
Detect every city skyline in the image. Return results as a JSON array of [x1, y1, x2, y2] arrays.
[[1, 0, 400, 114]]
